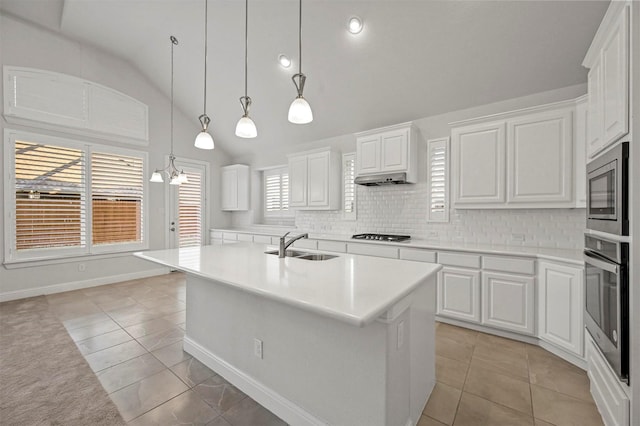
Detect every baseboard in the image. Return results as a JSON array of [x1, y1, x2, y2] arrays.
[[183, 336, 328, 426], [0, 267, 170, 302], [539, 340, 587, 370]]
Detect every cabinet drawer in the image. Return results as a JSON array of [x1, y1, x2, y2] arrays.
[[222, 232, 238, 241], [347, 243, 399, 259], [483, 256, 535, 275], [318, 240, 347, 253], [292, 239, 318, 250], [438, 252, 481, 268], [399, 248, 436, 263], [237, 233, 253, 242], [253, 235, 272, 244], [211, 231, 223, 240]]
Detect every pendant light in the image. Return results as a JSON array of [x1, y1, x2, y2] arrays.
[[150, 36, 188, 185], [235, 0, 257, 138], [288, 0, 313, 124], [195, 0, 215, 150]]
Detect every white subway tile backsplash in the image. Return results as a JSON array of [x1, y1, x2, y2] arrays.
[[294, 183, 584, 250]]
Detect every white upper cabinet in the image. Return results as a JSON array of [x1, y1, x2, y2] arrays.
[[221, 164, 250, 211], [451, 100, 577, 209], [574, 95, 588, 208], [3, 66, 149, 144], [583, 3, 630, 158], [288, 148, 340, 210], [507, 108, 573, 204], [355, 122, 418, 182], [451, 121, 506, 205]]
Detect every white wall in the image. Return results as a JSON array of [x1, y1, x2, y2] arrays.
[[231, 83, 587, 250], [0, 13, 232, 299]]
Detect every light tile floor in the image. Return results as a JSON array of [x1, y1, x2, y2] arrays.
[[41, 272, 604, 426]]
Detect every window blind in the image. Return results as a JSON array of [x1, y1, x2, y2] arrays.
[[427, 138, 449, 222], [343, 153, 356, 220], [91, 151, 144, 245], [14, 141, 86, 250], [178, 170, 203, 248], [264, 167, 290, 216]]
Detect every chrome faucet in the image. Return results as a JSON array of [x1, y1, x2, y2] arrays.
[[279, 232, 309, 258]]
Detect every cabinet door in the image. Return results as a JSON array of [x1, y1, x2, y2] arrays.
[[574, 97, 587, 207], [482, 272, 535, 335], [601, 5, 629, 148], [437, 267, 481, 323], [538, 262, 584, 356], [221, 167, 238, 210], [307, 152, 330, 207], [452, 122, 506, 205], [288, 155, 308, 207], [356, 135, 381, 175], [380, 130, 408, 172], [507, 109, 573, 205], [587, 62, 603, 158]]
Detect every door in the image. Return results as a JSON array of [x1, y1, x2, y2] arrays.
[[452, 121, 506, 205], [288, 155, 308, 207], [356, 135, 381, 175], [587, 61, 603, 158], [506, 108, 573, 205], [221, 167, 238, 210], [166, 159, 208, 249], [538, 262, 584, 356], [380, 130, 408, 172], [437, 267, 481, 323], [307, 152, 329, 207], [482, 271, 535, 335]]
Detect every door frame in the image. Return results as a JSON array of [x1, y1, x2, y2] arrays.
[[163, 156, 210, 249]]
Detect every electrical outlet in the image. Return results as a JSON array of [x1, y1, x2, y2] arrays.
[[254, 338, 263, 359], [78, 263, 86, 272], [397, 321, 404, 350]]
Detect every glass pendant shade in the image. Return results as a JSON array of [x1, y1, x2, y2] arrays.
[[194, 130, 214, 150], [236, 116, 257, 138], [150, 171, 164, 183], [288, 96, 313, 124], [169, 175, 181, 185], [177, 171, 189, 184]]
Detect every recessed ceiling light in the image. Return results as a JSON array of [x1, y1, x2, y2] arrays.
[[278, 54, 291, 68], [348, 16, 363, 34]]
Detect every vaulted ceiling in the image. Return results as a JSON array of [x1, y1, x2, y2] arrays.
[[1, 0, 609, 158]]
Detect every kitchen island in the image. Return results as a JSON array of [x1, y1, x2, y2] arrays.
[[135, 242, 441, 426]]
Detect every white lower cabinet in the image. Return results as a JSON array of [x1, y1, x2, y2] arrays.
[[586, 332, 629, 426], [538, 261, 584, 357], [481, 272, 535, 335], [437, 267, 481, 323]]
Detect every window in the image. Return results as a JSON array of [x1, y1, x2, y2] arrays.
[[263, 166, 293, 223], [177, 169, 203, 248], [4, 130, 148, 262], [427, 137, 449, 222], [343, 152, 357, 220]]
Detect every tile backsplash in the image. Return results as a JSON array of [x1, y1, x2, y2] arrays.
[[294, 183, 585, 250]]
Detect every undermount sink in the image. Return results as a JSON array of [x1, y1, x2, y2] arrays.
[[264, 250, 338, 261], [296, 254, 338, 261]]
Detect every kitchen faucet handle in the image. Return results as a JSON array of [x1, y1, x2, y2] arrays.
[[281, 231, 291, 239]]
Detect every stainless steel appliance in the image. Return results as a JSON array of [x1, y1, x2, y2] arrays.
[[586, 142, 629, 236], [351, 233, 411, 242], [584, 234, 629, 383]]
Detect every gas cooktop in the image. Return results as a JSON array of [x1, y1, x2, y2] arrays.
[[351, 233, 411, 242]]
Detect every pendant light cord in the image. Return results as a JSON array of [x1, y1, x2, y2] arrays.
[[298, 0, 302, 75], [203, 0, 208, 115], [170, 36, 178, 155], [244, 0, 248, 97]]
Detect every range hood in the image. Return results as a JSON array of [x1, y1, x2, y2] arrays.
[[354, 172, 411, 186]]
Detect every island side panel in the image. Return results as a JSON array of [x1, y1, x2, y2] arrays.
[[184, 274, 393, 426]]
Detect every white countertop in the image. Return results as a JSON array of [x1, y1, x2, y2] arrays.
[[211, 228, 584, 265], [135, 242, 442, 327]]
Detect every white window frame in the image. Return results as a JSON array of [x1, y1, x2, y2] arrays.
[[342, 152, 357, 220], [427, 137, 450, 223], [3, 128, 149, 263], [262, 165, 294, 223]]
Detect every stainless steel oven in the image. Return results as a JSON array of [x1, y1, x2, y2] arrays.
[[584, 234, 629, 383], [586, 142, 629, 235]]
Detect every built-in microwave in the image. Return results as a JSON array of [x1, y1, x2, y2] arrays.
[[586, 142, 629, 236], [584, 234, 629, 384]]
